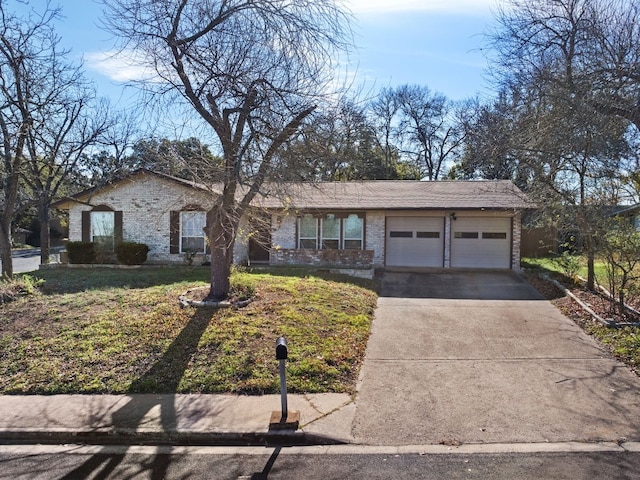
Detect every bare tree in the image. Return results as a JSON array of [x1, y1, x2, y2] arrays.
[[393, 84, 463, 180], [0, 1, 76, 277], [23, 91, 110, 265], [602, 218, 640, 318], [83, 108, 142, 186], [102, 0, 351, 299], [369, 87, 401, 180], [491, 0, 640, 135], [452, 92, 530, 184], [489, 0, 640, 288]]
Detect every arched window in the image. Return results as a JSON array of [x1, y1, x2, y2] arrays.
[[170, 205, 208, 254], [81, 205, 122, 251]]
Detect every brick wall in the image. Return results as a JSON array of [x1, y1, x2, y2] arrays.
[[271, 214, 296, 249], [271, 211, 385, 268], [365, 211, 385, 267], [68, 173, 253, 264], [271, 248, 374, 269], [512, 212, 522, 271], [444, 215, 452, 268]]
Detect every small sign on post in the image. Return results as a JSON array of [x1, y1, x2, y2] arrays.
[[269, 336, 300, 430]]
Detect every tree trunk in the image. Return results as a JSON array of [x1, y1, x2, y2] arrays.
[[0, 219, 13, 278], [207, 206, 238, 301], [38, 201, 51, 264], [586, 236, 595, 291]]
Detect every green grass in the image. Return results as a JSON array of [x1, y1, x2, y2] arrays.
[[522, 256, 608, 282], [582, 323, 640, 373], [0, 267, 377, 395]]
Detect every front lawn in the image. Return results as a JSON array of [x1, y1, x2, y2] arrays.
[[0, 267, 377, 395], [522, 256, 609, 283]]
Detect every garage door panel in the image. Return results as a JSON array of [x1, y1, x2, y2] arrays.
[[451, 217, 511, 269], [386, 217, 444, 267]]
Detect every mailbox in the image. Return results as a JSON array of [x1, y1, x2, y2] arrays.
[[275, 337, 288, 360], [269, 335, 300, 429]]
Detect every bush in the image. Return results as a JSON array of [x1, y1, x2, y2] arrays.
[[601, 223, 640, 316], [552, 248, 581, 280], [115, 242, 150, 265], [0, 274, 44, 303], [66, 241, 96, 264]]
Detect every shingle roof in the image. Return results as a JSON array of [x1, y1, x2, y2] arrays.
[[255, 180, 531, 210], [54, 170, 531, 211]]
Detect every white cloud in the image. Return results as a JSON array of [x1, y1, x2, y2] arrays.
[[85, 50, 161, 83], [344, 0, 497, 15]]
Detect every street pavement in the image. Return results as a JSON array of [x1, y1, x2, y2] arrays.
[[8, 248, 42, 274], [1, 270, 639, 455], [1, 444, 640, 479]]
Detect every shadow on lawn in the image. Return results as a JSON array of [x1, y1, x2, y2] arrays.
[[60, 307, 216, 479], [36, 265, 211, 294], [36, 265, 377, 295]]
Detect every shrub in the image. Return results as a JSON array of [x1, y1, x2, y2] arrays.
[[66, 241, 96, 264], [552, 247, 581, 280], [115, 242, 150, 265], [0, 274, 44, 303], [601, 223, 640, 317]]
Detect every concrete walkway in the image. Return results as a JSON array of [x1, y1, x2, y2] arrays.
[[0, 393, 355, 446], [351, 271, 640, 445]]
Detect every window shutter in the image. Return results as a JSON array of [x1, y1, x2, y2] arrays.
[[170, 211, 180, 254], [114, 211, 123, 244], [81, 211, 90, 242]]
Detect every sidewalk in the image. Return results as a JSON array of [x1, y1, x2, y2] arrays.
[[0, 393, 356, 446]]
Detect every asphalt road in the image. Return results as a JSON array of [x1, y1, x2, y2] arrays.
[[0, 445, 638, 479], [3, 249, 41, 274]]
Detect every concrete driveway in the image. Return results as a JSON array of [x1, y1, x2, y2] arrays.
[[351, 271, 640, 445]]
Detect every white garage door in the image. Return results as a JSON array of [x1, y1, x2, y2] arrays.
[[386, 217, 445, 267], [451, 217, 511, 269]]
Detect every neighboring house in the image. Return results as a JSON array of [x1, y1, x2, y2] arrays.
[[53, 169, 531, 272], [612, 204, 640, 230]]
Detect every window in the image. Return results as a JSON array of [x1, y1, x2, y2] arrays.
[[454, 232, 479, 239], [82, 207, 121, 248], [298, 215, 318, 249], [91, 211, 115, 251], [321, 214, 340, 249], [343, 214, 363, 249], [297, 213, 364, 250], [482, 232, 507, 239], [180, 211, 206, 253], [389, 231, 413, 238], [417, 231, 440, 239]]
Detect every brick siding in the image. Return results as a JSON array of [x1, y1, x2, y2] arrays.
[[271, 248, 374, 269]]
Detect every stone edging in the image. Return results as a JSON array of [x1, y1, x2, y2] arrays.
[[178, 292, 253, 309], [541, 273, 640, 328]]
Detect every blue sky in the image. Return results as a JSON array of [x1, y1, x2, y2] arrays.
[[51, 0, 497, 106]]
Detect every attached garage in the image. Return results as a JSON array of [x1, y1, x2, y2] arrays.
[[451, 217, 511, 269], [386, 216, 445, 267]]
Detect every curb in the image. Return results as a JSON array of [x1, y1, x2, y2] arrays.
[[0, 428, 348, 447]]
